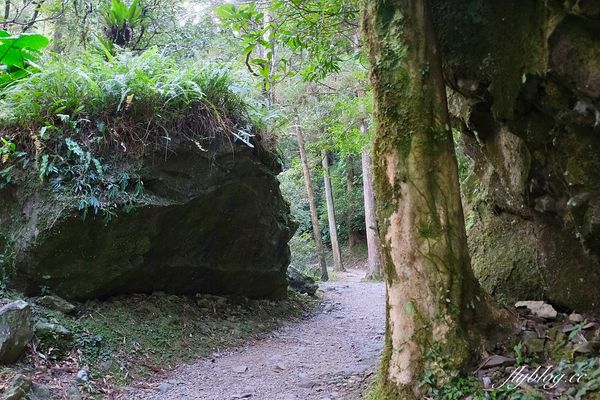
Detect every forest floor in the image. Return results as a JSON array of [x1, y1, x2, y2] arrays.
[[125, 269, 386, 400]]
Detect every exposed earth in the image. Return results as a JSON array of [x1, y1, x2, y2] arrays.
[[126, 269, 386, 400]]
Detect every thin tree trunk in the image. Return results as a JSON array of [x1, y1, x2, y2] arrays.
[[363, 1, 511, 398], [295, 122, 328, 281], [322, 150, 344, 272], [360, 116, 383, 280], [3, 0, 10, 27], [346, 155, 362, 251], [354, 30, 383, 280]]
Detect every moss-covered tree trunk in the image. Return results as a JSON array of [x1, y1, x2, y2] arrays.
[[363, 0, 511, 397], [295, 122, 329, 281]]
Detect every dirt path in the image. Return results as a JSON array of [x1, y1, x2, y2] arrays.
[[128, 269, 386, 400]]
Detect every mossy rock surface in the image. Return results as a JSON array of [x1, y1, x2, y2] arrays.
[[0, 138, 297, 300], [433, 0, 600, 310]]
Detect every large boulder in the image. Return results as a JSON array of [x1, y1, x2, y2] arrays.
[[432, 0, 600, 310], [0, 300, 34, 364], [0, 138, 297, 300]]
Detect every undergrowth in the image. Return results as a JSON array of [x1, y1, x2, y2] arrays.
[[0, 49, 260, 218], [26, 290, 315, 397]]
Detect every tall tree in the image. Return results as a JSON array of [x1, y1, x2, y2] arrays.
[[363, 0, 511, 397], [353, 31, 382, 279], [357, 88, 382, 280], [322, 150, 344, 272], [295, 121, 329, 281]]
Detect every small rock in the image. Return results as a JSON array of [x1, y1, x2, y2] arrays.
[[515, 301, 558, 319], [574, 342, 595, 354], [76, 368, 89, 382], [231, 393, 252, 399], [158, 383, 172, 394], [0, 300, 34, 364], [4, 374, 51, 400], [299, 380, 318, 389], [287, 267, 318, 295], [233, 365, 248, 374], [34, 321, 73, 340], [67, 384, 83, 400], [482, 377, 492, 389], [482, 355, 514, 368], [36, 295, 76, 315], [273, 363, 287, 372], [569, 313, 584, 323], [4, 374, 32, 400]]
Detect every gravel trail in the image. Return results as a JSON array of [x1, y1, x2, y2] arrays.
[[129, 269, 386, 400]]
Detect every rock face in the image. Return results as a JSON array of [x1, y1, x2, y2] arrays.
[[431, 0, 600, 310], [0, 138, 296, 300], [0, 300, 33, 364]]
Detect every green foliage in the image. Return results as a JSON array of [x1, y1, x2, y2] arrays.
[[415, 342, 543, 400], [0, 49, 253, 218], [0, 49, 245, 125], [0, 30, 49, 88], [100, 0, 143, 30], [215, 0, 360, 85]]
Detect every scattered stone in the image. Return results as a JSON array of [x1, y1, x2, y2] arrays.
[[36, 295, 76, 315], [34, 321, 73, 340], [67, 384, 83, 400], [482, 355, 515, 368], [4, 374, 32, 400], [515, 301, 558, 319], [0, 300, 34, 364], [574, 342, 595, 354], [569, 313, 584, 323], [482, 377, 492, 389], [158, 383, 172, 394], [273, 363, 287, 372], [76, 368, 89, 382], [4, 374, 51, 400], [231, 393, 252, 399], [521, 330, 545, 354], [232, 365, 248, 374], [299, 380, 318, 389], [287, 267, 318, 296]]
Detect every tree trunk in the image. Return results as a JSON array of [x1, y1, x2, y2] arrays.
[[3, 0, 10, 26], [355, 31, 383, 280], [363, 1, 511, 397], [322, 150, 344, 272], [295, 122, 328, 281], [346, 155, 362, 251], [360, 120, 383, 280]]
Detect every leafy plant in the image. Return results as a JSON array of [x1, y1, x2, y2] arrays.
[[0, 30, 49, 88], [100, 0, 144, 47]]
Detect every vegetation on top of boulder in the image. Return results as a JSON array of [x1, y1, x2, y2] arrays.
[[0, 48, 262, 218]]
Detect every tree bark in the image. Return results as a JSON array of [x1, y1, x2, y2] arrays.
[[363, 1, 511, 397], [295, 122, 328, 281], [346, 155, 362, 251], [322, 150, 344, 272], [360, 117, 383, 280], [3, 0, 10, 26], [355, 30, 383, 280]]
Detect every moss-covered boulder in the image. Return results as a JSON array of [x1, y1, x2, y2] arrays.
[[432, 0, 600, 310], [0, 52, 296, 301]]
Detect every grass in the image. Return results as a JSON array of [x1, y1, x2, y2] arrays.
[[0, 48, 247, 128], [3, 290, 316, 398]]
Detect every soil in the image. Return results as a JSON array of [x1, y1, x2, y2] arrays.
[[126, 269, 386, 400]]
